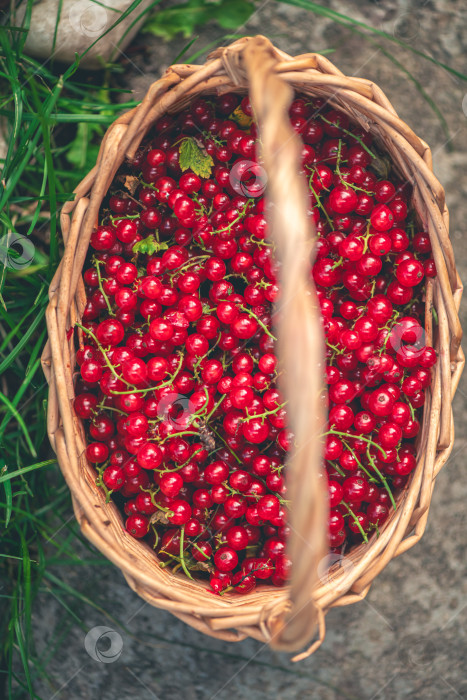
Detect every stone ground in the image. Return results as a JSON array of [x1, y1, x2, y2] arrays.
[[31, 1, 467, 698]]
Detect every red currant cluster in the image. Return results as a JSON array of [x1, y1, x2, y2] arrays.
[[75, 91, 436, 594]]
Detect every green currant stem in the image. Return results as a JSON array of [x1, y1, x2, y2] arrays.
[[158, 430, 198, 445], [159, 552, 180, 567], [337, 438, 378, 483], [96, 403, 125, 415], [326, 341, 344, 356], [306, 164, 330, 192], [336, 139, 343, 173], [211, 427, 241, 464], [342, 501, 369, 543], [95, 463, 112, 503], [257, 278, 272, 291], [193, 334, 221, 378], [191, 541, 210, 560], [201, 130, 226, 148], [375, 313, 401, 356], [185, 387, 213, 426], [336, 173, 373, 195], [109, 213, 140, 227], [158, 447, 204, 475], [94, 258, 115, 317], [179, 526, 193, 580], [250, 235, 273, 250], [75, 323, 132, 387], [167, 254, 210, 280], [323, 429, 387, 458], [243, 401, 286, 424], [308, 182, 333, 227], [218, 586, 233, 596], [110, 351, 185, 395], [366, 447, 397, 511], [150, 525, 159, 550], [328, 460, 346, 477], [202, 304, 216, 315], [204, 394, 226, 423], [331, 257, 344, 270], [361, 221, 372, 255], [318, 115, 377, 160], [140, 487, 162, 509], [210, 202, 251, 237], [238, 305, 276, 341]]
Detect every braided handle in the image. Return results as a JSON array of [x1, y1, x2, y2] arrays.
[[237, 37, 328, 651]]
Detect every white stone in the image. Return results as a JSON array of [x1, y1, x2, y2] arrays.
[[16, 0, 153, 69]]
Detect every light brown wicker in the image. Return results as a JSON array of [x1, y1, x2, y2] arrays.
[[41, 35, 464, 660]]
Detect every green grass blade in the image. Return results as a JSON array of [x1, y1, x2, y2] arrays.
[[0, 393, 37, 457], [51, 0, 64, 56], [13, 613, 34, 698], [19, 530, 33, 654], [3, 478, 12, 527], [114, 0, 163, 52], [0, 358, 43, 436], [79, 0, 147, 60], [0, 460, 56, 486], [0, 308, 45, 374]]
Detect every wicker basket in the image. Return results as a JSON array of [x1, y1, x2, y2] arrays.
[[41, 36, 464, 660]]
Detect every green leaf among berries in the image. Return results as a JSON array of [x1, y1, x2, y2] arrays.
[[132, 235, 169, 257], [179, 137, 214, 178], [142, 0, 255, 41]]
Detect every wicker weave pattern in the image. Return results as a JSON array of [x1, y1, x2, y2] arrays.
[[41, 36, 463, 660]]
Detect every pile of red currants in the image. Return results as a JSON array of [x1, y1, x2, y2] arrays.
[[74, 91, 436, 594]]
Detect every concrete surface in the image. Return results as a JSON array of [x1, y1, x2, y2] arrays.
[[32, 1, 467, 698]]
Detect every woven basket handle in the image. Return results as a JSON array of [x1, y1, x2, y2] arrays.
[[231, 37, 329, 650]]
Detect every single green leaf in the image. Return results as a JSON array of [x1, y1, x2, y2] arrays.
[[132, 235, 168, 256], [179, 137, 213, 178], [143, 0, 210, 40], [3, 474, 12, 527], [210, 0, 255, 29], [142, 0, 254, 41]]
